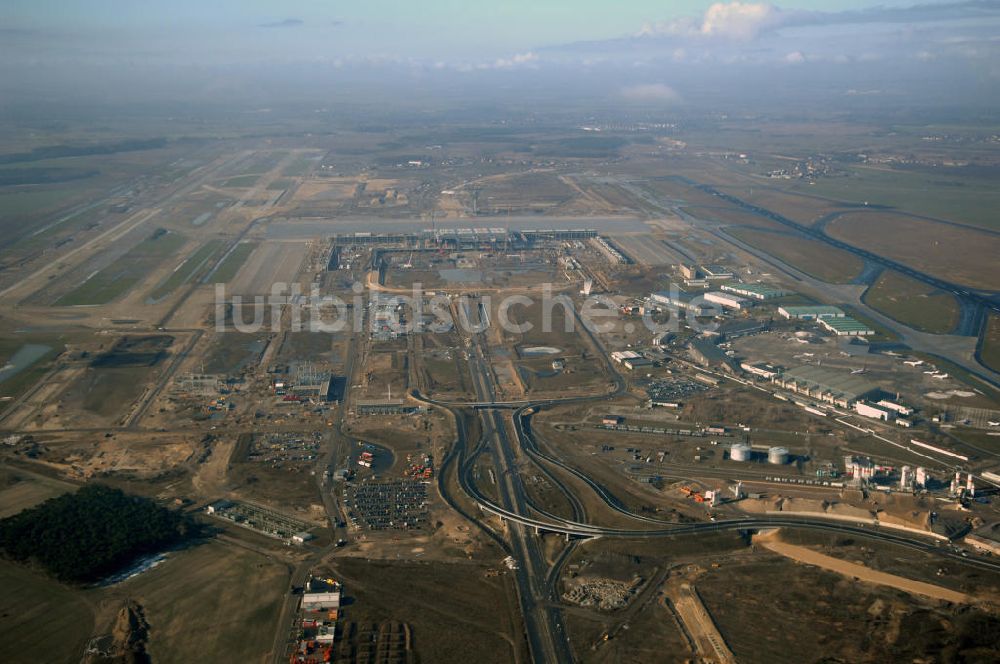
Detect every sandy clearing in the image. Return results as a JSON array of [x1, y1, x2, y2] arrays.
[[760, 539, 971, 603]]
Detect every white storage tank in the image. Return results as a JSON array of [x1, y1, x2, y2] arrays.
[[768, 446, 789, 465], [730, 443, 752, 462]]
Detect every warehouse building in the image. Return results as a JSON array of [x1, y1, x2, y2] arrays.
[[772, 365, 878, 407], [649, 290, 716, 316], [778, 305, 845, 320], [854, 402, 894, 421], [701, 264, 734, 280], [819, 317, 874, 336], [741, 362, 782, 379], [721, 283, 790, 300], [689, 339, 738, 374], [704, 291, 749, 310]]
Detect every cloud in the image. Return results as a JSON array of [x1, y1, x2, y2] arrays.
[[700, 2, 780, 39], [636, 0, 1000, 42], [488, 52, 539, 69], [639, 2, 782, 41], [784, 50, 805, 64], [620, 83, 681, 102], [258, 19, 304, 29]]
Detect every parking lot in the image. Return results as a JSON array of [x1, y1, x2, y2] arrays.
[[345, 479, 428, 531]]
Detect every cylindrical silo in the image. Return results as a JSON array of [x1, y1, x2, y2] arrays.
[[730, 443, 752, 462], [768, 446, 789, 465]]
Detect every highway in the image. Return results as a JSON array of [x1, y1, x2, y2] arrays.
[[458, 299, 575, 664], [417, 291, 1000, 663]]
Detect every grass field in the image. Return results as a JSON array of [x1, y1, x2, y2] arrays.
[[0, 188, 78, 220], [56, 230, 186, 306], [863, 270, 960, 334], [729, 227, 864, 283], [282, 158, 315, 177], [125, 541, 289, 664], [797, 164, 1000, 231], [148, 240, 224, 301], [0, 560, 95, 663], [0, 340, 58, 401], [827, 212, 999, 290], [0, 467, 76, 518], [981, 314, 1000, 374], [219, 174, 260, 188], [209, 241, 258, 284]]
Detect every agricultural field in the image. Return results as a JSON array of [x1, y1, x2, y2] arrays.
[[0, 467, 77, 519], [826, 212, 999, 290], [863, 270, 960, 334], [729, 227, 864, 283], [55, 229, 186, 306], [0, 559, 95, 664], [124, 541, 289, 664]]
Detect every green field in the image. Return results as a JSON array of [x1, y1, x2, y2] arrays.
[[209, 241, 257, 284], [0, 188, 79, 220], [0, 340, 58, 400], [729, 227, 864, 283], [281, 159, 314, 176], [863, 270, 960, 334], [55, 230, 185, 306], [148, 240, 223, 301], [219, 174, 259, 188], [982, 314, 1000, 374], [795, 165, 1000, 231], [267, 178, 293, 190]]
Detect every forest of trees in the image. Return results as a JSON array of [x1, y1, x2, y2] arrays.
[[0, 484, 192, 583]]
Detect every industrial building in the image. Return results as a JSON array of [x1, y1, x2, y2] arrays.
[[287, 362, 334, 401], [356, 399, 422, 415], [701, 264, 735, 280], [855, 402, 894, 421], [689, 339, 738, 373], [678, 264, 700, 280], [877, 399, 914, 416], [721, 283, 790, 300], [649, 290, 716, 316], [610, 350, 643, 364], [772, 365, 879, 407], [741, 362, 782, 379], [778, 305, 845, 320], [716, 319, 770, 340], [704, 291, 749, 310], [622, 357, 653, 370], [591, 236, 629, 264], [819, 317, 874, 336]]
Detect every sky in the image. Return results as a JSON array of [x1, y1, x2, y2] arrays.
[[2, 1, 998, 110], [1, 0, 938, 63]]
